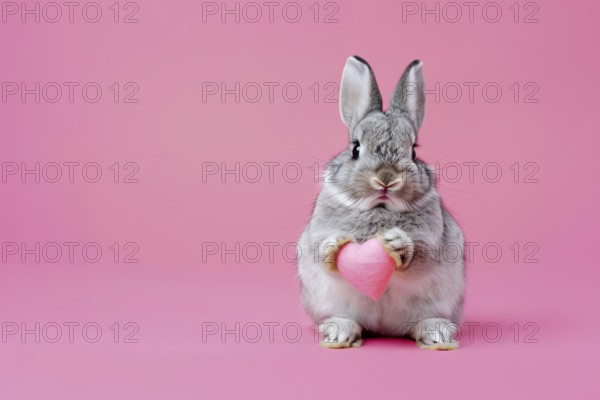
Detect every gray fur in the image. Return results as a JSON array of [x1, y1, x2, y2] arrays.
[[297, 57, 465, 349]]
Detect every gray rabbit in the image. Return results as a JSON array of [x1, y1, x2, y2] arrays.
[[297, 57, 465, 350]]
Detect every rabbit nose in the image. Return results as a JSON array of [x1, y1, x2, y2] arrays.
[[370, 168, 403, 190], [378, 169, 396, 185]]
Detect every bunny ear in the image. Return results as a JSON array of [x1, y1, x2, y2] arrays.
[[390, 60, 425, 132], [339, 56, 383, 130]]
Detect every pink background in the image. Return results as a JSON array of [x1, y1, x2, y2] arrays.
[[1, 0, 598, 398]]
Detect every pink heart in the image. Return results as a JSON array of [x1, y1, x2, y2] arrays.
[[336, 238, 395, 301]]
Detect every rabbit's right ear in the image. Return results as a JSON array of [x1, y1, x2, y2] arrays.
[[339, 56, 383, 130]]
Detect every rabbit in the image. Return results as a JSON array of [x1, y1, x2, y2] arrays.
[[297, 56, 465, 350]]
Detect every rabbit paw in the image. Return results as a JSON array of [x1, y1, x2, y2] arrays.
[[379, 227, 415, 269], [414, 318, 459, 350], [323, 237, 353, 271], [319, 317, 363, 349]]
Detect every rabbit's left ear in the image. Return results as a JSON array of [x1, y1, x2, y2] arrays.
[[390, 60, 425, 131], [339, 56, 383, 130]]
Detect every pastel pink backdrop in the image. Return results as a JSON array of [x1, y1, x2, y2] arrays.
[[0, 0, 598, 398]]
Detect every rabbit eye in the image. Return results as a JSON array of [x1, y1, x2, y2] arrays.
[[352, 142, 360, 160], [412, 146, 416, 160]]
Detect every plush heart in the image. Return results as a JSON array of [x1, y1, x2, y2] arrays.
[[336, 238, 395, 301]]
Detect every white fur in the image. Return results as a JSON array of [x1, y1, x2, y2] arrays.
[[298, 225, 464, 338]]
